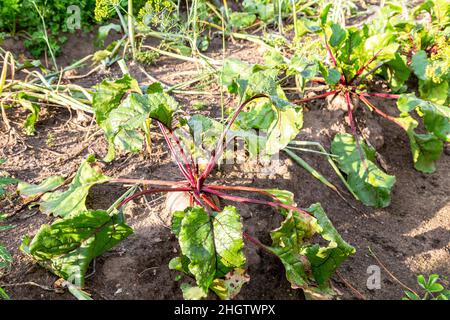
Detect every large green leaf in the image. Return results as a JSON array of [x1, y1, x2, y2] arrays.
[[326, 23, 348, 48], [220, 59, 253, 94], [268, 203, 355, 297], [268, 210, 319, 289], [23, 210, 133, 287], [236, 101, 275, 130], [318, 61, 341, 86], [396, 115, 443, 173], [220, 59, 303, 155], [411, 50, 429, 81], [38, 155, 110, 218], [17, 176, 65, 198], [397, 94, 450, 141], [102, 93, 150, 161], [265, 104, 303, 155], [95, 78, 177, 161], [173, 206, 246, 294], [331, 133, 396, 208], [396, 95, 446, 173], [383, 53, 411, 91], [322, 22, 399, 81], [303, 203, 356, 286], [92, 74, 141, 125], [186, 114, 227, 161], [229, 11, 256, 29], [236, 97, 303, 156], [419, 79, 448, 105]]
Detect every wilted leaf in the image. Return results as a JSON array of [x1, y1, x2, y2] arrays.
[[38, 156, 110, 217], [210, 269, 250, 300], [95, 23, 121, 48], [268, 210, 319, 289], [19, 98, 40, 136], [268, 203, 355, 297], [23, 210, 133, 287], [0, 245, 13, 269], [180, 283, 208, 300], [17, 176, 65, 198], [303, 203, 356, 286]]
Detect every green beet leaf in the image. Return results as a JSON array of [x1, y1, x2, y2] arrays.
[[17, 176, 65, 198], [38, 155, 110, 217], [331, 133, 396, 208], [92, 74, 141, 125], [264, 188, 295, 216], [268, 203, 355, 297], [23, 209, 133, 287], [396, 96, 446, 173], [268, 210, 319, 289], [397, 94, 450, 141], [382, 53, 411, 92], [180, 283, 208, 300], [326, 23, 348, 48], [220, 59, 303, 156], [419, 79, 448, 105], [210, 269, 250, 300], [411, 50, 429, 81], [230, 11, 256, 30], [303, 203, 356, 286], [94, 77, 177, 161], [173, 206, 246, 295], [408, 130, 443, 174]]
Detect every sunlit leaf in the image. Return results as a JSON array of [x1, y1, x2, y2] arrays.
[[331, 133, 396, 208], [17, 176, 65, 198], [38, 155, 109, 217], [172, 206, 246, 296], [23, 210, 133, 287]]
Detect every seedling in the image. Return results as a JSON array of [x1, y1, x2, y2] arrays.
[[403, 274, 450, 300]]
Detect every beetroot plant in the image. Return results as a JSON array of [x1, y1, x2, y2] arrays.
[[292, 17, 449, 208], [18, 77, 355, 300]]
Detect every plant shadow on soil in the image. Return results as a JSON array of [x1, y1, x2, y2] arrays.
[[0, 29, 449, 300]]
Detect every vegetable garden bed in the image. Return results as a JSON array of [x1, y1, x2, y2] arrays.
[[0, 0, 449, 301]]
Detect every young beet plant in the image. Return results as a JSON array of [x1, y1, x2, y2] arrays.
[[18, 79, 354, 300], [293, 20, 449, 208]]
